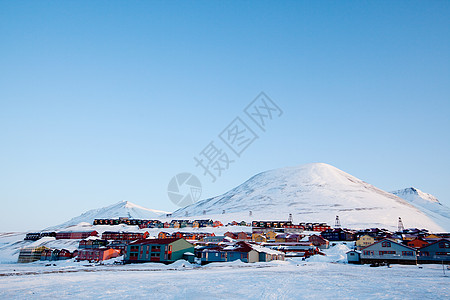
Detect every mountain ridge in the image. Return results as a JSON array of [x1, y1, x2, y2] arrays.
[[171, 163, 449, 231], [46, 200, 168, 230]]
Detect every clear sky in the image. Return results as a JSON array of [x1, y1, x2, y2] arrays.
[[1, 1, 449, 232]]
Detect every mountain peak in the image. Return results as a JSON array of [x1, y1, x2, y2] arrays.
[[392, 187, 440, 204], [172, 163, 448, 231], [48, 201, 169, 230]]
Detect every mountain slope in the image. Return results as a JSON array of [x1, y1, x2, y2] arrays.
[[47, 201, 168, 230], [172, 163, 448, 231], [391, 187, 450, 231]]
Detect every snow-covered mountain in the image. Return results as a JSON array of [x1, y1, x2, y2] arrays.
[[171, 163, 449, 232], [47, 201, 168, 230], [391, 187, 450, 231]]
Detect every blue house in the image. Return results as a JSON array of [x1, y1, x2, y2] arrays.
[[360, 238, 417, 265], [418, 239, 450, 264], [201, 241, 285, 264], [346, 250, 361, 264]]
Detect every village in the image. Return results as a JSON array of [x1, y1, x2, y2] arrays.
[[18, 216, 450, 267]]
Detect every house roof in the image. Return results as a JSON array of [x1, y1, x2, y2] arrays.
[[418, 238, 450, 250], [128, 238, 184, 245]]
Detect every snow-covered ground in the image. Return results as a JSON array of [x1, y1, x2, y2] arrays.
[[0, 259, 448, 299], [0, 243, 448, 299]]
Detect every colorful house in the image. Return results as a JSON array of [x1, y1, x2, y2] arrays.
[[213, 221, 223, 227], [55, 231, 98, 240], [41, 249, 73, 261], [346, 250, 361, 264], [124, 238, 195, 264], [356, 234, 376, 249], [237, 232, 250, 240], [18, 246, 50, 263], [407, 238, 429, 249], [360, 239, 417, 265], [201, 241, 284, 264], [309, 235, 329, 249], [321, 229, 355, 241], [79, 239, 108, 249], [418, 239, 450, 264], [158, 232, 171, 239], [202, 236, 225, 243], [275, 233, 288, 243], [224, 232, 238, 239], [266, 231, 277, 241], [77, 248, 121, 262], [252, 233, 267, 243], [101, 231, 149, 241]]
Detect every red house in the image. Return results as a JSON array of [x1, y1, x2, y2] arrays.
[[55, 231, 98, 240], [237, 232, 251, 240], [77, 248, 121, 262], [224, 232, 238, 239], [309, 234, 330, 249], [213, 221, 223, 227], [407, 238, 429, 249], [312, 224, 331, 232]]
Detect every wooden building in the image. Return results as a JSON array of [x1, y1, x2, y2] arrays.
[[360, 239, 417, 265], [418, 239, 450, 264], [77, 248, 121, 262], [18, 246, 49, 263], [123, 238, 195, 264]]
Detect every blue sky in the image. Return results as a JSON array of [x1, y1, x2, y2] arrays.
[[1, 1, 449, 231]]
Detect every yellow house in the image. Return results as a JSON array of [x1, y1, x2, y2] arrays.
[[266, 231, 277, 241], [173, 221, 180, 229], [192, 221, 200, 228], [252, 233, 267, 243], [356, 235, 375, 248]]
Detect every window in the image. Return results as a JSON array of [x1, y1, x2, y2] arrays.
[[379, 251, 395, 255], [402, 251, 414, 256], [439, 242, 450, 248], [151, 252, 160, 257], [363, 251, 374, 256], [436, 252, 448, 256], [381, 241, 391, 247]]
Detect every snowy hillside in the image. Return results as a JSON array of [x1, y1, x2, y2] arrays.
[[47, 201, 168, 230], [171, 163, 448, 231], [391, 187, 450, 231]]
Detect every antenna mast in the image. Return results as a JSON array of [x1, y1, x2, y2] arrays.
[[398, 217, 405, 232], [335, 215, 341, 228]]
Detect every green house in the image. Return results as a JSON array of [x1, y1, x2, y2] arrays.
[[124, 238, 194, 264]]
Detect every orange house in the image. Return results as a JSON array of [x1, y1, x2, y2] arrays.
[[407, 238, 429, 248], [77, 248, 120, 262], [213, 221, 223, 227], [158, 232, 171, 239]]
